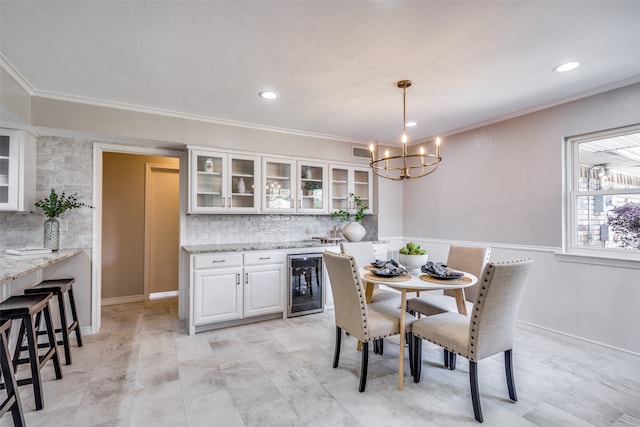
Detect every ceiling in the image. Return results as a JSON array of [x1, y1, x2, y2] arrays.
[[1, 1, 640, 145]]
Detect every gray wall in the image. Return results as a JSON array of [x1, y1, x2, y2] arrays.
[[398, 83, 640, 245], [378, 82, 640, 354]]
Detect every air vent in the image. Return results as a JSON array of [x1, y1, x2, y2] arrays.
[[353, 145, 370, 159]]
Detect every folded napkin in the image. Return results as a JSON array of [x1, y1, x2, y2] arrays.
[[421, 261, 464, 279], [371, 259, 400, 269], [371, 259, 407, 276]]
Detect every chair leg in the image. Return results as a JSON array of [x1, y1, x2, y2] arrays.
[[443, 349, 449, 368], [408, 333, 413, 377], [449, 352, 457, 370], [469, 360, 483, 423], [378, 339, 383, 355], [413, 335, 422, 383], [505, 349, 518, 402], [359, 342, 368, 392], [333, 326, 341, 368]]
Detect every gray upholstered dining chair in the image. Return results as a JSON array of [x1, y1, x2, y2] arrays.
[[322, 251, 416, 392], [407, 244, 491, 369], [340, 242, 400, 307], [411, 259, 533, 423]]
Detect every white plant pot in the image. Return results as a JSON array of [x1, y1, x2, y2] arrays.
[[399, 253, 428, 273], [341, 221, 366, 242]]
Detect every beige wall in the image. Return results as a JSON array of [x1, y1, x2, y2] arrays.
[[102, 152, 179, 299], [0, 68, 31, 125]]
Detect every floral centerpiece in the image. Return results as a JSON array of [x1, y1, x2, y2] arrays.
[[330, 193, 368, 241], [35, 188, 93, 251]]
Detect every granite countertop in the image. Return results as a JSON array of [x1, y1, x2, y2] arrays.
[[182, 240, 388, 254], [0, 249, 83, 285]]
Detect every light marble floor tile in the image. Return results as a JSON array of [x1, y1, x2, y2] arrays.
[[2, 297, 639, 427]]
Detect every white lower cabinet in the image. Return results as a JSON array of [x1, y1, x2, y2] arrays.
[[244, 251, 285, 317], [194, 266, 243, 325], [190, 251, 285, 333]]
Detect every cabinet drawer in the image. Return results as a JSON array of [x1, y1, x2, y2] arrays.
[[193, 253, 243, 269], [244, 251, 286, 266]]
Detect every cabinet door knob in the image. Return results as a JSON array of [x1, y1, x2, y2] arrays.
[[245, 272, 248, 284]]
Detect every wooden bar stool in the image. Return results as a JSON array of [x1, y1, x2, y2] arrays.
[[0, 293, 63, 411], [0, 319, 25, 426], [24, 278, 83, 365]]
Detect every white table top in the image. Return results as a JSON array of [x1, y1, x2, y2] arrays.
[[359, 268, 478, 291]]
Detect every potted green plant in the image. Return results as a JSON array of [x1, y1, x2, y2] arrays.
[[398, 242, 428, 272], [330, 193, 368, 241], [35, 188, 93, 251], [303, 181, 321, 195]]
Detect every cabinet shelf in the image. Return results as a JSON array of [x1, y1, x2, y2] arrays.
[[265, 175, 290, 180], [231, 173, 254, 178], [197, 171, 222, 176], [197, 191, 222, 196], [232, 192, 254, 196]]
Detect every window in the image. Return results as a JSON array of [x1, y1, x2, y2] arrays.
[[566, 125, 640, 259]]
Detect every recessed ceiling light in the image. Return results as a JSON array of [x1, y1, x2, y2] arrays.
[[553, 61, 580, 73], [406, 121, 417, 127], [259, 91, 279, 100]]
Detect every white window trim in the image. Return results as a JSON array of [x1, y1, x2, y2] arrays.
[[562, 125, 640, 263]]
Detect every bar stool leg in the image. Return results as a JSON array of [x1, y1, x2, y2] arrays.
[[43, 305, 63, 380], [1, 323, 26, 427], [67, 287, 83, 347], [55, 290, 72, 365], [23, 316, 45, 410]]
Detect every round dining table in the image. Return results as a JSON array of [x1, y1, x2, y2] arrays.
[[360, 267, 478, 391]]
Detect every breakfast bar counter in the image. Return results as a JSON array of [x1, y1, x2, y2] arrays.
[[0, 249, 83, 286]]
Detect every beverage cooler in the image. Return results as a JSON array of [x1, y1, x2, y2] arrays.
[[287, 253, 324, 317]]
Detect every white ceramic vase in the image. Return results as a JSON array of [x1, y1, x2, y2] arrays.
[[342, 221, 366, 242]]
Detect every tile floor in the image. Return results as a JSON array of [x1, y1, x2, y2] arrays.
[[2, 298, 639, 427]]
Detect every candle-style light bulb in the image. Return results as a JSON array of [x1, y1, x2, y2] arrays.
[[419, 146, 425, 166], [436, 136, 441, 156], [369, 143, 375, 161], [401, 132, 407, 144], [384, 149, 390, 158]]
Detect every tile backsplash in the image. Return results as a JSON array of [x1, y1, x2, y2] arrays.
[[0, 136, 93, 251], [184, 214, 377, 245]]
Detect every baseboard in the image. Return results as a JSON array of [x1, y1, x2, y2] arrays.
[[149, 290, 179, 300], [516, 320, 640, 360], [101, 295, 144, 306]]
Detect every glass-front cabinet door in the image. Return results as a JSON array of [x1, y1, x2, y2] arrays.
[[329, 165, 372, 213], [189, 150, 259, 213], [298, 161, 328, 213], [229, 155, 259, 212], [263, 157, 296, 213], [0, 129, 35, 212], [0, 132, 14, 207]]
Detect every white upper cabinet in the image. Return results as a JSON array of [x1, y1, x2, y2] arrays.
[[262, 157, 296, 213], [0, 129, 36, 212], [297, 161, 328, 214], [329, 165, 372, 214], [189, 150, 260, 213]]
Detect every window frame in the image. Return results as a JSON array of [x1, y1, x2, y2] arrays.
[[564, 124, 640, 262]]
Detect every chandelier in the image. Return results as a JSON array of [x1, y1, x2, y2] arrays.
[[369, 80, 442, 180]]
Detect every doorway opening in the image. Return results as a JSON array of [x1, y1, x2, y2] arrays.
[[92, 143, 185, 333]]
